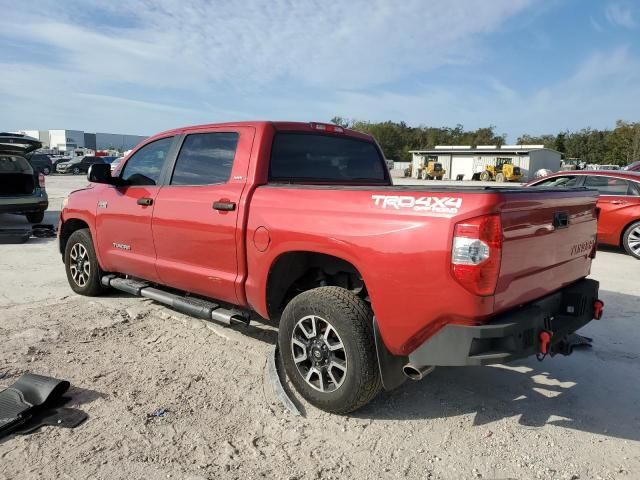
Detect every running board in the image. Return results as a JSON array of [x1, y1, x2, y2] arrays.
[[101, 275, 250, 326]]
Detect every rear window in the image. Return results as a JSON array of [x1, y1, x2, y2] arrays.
[[269, 133, 387, 184], [0, 155, 32, 174]]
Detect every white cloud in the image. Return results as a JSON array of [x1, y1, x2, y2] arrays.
[[0, 0, 534, 133], [2, 0, 638, 142], [605, 2, 637, 29]]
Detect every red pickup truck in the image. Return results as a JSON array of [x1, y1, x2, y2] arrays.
[[59, 121, 603, 413]]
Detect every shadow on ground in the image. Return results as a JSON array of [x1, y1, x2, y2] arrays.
[[351, 289, 640, 443]]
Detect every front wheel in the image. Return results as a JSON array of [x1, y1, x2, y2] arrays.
[[42, 167, 51, 175], [479, 171, 491, 181], [72, 167, 81, 174], [64, 229, 107, 295], [278, 287, 381, 414], [623, 221, 640, 259]]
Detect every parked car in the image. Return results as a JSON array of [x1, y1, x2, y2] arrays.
[[50, 155, 71, 171], [623, 160, 640, 172], [59, 121, 603, 413], [0, 133, 48, 223], [109, 156, 125, 173], [28, 153, 54, 175], [56, 155, 105, 174], [527, 170, 640, 259]]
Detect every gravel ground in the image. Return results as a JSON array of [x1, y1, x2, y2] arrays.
[[0, 175, 638, 480]]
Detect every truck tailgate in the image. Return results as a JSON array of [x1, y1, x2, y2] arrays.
[[493, 189, 598, 312]]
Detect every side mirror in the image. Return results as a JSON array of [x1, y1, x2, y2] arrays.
[[87, 163, 114, 184]]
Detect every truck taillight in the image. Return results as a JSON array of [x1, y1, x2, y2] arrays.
[[451, 214, 502, 296], [38, 172, 46, 189]]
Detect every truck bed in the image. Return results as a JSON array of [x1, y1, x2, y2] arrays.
[[245, 183, 598, 355]]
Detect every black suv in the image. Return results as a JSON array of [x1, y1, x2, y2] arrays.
[[56, 156, 105, 174], [0, 133, 49, 223], [29, 153, 54, 175]]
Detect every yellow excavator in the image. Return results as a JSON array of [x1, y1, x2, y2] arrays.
[[416, 160, 445, 180], [478, 158, 523, 182]]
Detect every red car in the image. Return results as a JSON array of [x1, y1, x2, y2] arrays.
[[58, 121, 602, 413], [624, 160, 640, 172], [528, 170, 640, 259]]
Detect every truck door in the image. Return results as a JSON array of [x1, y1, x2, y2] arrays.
[[151, 127, 254, 304], [95, 136, 176, 281]]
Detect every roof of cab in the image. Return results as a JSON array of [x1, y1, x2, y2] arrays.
[[145, 121, 373, 143]]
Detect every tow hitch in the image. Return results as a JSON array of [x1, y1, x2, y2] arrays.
[[537, 299, 604, 361]]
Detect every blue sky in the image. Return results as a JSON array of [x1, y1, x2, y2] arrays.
[[0, 0, 638, 141]]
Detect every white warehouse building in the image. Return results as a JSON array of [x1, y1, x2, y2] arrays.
[[16, 129, 146, 152], [409, 145, 562, 182]]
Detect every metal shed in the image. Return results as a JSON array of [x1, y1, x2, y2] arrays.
[[409, 145, 561, 182]]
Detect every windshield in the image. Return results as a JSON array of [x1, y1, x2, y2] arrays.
[[0, 155, 33, 174], [269, 133, 388, 184]]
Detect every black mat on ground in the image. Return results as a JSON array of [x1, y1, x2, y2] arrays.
[[0, 373, 72, 438]]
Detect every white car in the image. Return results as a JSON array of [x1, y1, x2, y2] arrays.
[[110, 157, 125, 173]]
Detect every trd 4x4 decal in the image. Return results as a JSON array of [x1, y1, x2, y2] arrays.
[[371, 195, 462, 215]]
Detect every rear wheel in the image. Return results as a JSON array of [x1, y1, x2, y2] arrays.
[[479, 171, 491, 181], [623, 221, 640, 260], [278, 287, 381, 414], [421, 170, 427, 180], [72, 167, 81, 174], [496, 172, 505, 182], [42, 166, 51, 175], [25, 211, 44, 223], [64, 229, 107, 295]]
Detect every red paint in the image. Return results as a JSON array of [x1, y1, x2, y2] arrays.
[[60, 121, 599, 356]]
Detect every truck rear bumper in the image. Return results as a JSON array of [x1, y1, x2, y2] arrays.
[[408, 278, 600, 367]]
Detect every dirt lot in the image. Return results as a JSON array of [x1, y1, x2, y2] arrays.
[[1, 175, 639, 480]]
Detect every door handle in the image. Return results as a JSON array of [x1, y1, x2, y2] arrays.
[[137, 197, 153, 206], [553, 211, 569, 229], [213, 200, 236, 211]]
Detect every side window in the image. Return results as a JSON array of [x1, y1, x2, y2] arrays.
[[170, 132, 239, 186], [534, 176, 578, 187], [121, 137, 173, 186], [584, 176, 631, 195]]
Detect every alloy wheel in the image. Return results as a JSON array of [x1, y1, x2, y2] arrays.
[[291, 315, 347, 393], [69, 243, 90, 287], [628, 226, 640, 256]]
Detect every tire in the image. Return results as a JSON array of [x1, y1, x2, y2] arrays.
[[622, 221, 640, 260], [25, 211, 45, 223], [64, 229, 107, 296], [72, 167, 81, 174], [421, 170, 427, 180], [479, 171, 491, 181], [496, 173, 505, 182], [42, 167, 51, 175], [278, 286, 382, 414]]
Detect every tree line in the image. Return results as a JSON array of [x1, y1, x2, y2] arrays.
[[331, 117, 640, 166]]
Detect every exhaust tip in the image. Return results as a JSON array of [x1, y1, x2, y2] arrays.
[[402, 364, 434, 381]]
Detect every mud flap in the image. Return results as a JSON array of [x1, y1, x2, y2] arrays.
[[267, 346, 301, 416], [373, 317, 408, 391]]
